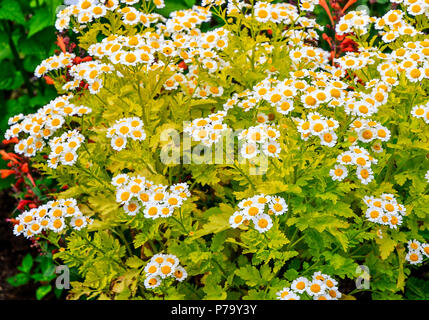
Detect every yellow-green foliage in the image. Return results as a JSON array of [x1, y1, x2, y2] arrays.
[[6, 0, 429, 300]]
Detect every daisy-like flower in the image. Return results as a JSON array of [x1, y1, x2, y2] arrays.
[[406, 250, 423, 265], [330, 164, 348, 181], [356, 166, 374, 185], [306, 279, 327, 297], [173, 265, 188, 282], [276, 288, 293, 300], [254, 214, 273, 233], [70, 215, 88, 231], [421, 243, 429, 258], [291, 277, 309, 294], [158, 261, 174, 279], [407, 239, 421, 251], [268, 197, 288, 216], [144, 275, 161, 289], [229, 211, 245, 228], [365, 206, 383, 223]]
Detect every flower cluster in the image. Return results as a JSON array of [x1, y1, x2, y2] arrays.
[[336, 10, 373, 36], [107, 117, 146, 151], [374, 9, 425, 43], [184, 111, 228, 146], [252, 1, 299, 24], [349, 118, 391, 145], [296, 112, 339, 147], [56, 0, 166, 33], [229, 194, 287, 233], [65, 60, 115, 94], [331, 146, 378, 184], [13, 198, 92, 239], [238, 124, 281, 159], [405, 239, 429, 265], [5, 95, 90, 163], [276, 271, 343, 300], [34, 52, 76, 78], [363, 194, 406, 229], [112, 174, 190, 218], [143, 253, 187, 289], [48, 130, 85, 168]]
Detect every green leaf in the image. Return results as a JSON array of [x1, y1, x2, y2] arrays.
[[235, 265, 261, 287], [183, 0, 196, 7], [284, 269, 299, 281], [18, 254, 33, 273], [36, 285, 52, 300], [27, 8, 52, 38], [376, 234, 397, 260], [192, 204, 234, 238], [0, 0, 25, 24], [126, 256, 144, 269], [7, 273, 30, 287]]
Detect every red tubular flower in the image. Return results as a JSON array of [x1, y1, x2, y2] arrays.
[[81, 56, 93, 63], [322, 33, 333, 48], [44, 76, 55, 85], [21, 163, 29, 173], [341, 0, 358, 14], [73, 57, 82, 64], [7, 218, 19, 225], [56, 36, 67, 54], [26, 173, 36, 187], [17, 200, 32, 210], [0, 169, 15, 179], [2, 137, 18, 145], [178, 61, 188, 70], [0, 150, 21, 163], [319, 0, 335, 26]]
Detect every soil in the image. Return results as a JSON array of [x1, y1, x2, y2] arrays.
[[0, 190, 39, 300]]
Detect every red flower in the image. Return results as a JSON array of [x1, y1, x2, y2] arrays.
[[0, 169, 15, 179], [17, 200, 33, 210], [2, 137, 18, 145], [178, 61, 188, 70], [44, 76, 55, 85]]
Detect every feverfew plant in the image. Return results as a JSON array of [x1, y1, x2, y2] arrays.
[[5, 0, 429, 300]]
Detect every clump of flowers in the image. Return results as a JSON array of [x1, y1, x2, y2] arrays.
[[112, 174, 190, 218], [107, 117, 146, 151], [296, 112, 339, 147], [143, 253, 187, 289], [363, 194, 406, 229], [184, 111, 228, 146], [331, 146, 378, 184], [34, 52, 76, 78], [238, 124, 281, 159], [48, 130, 85, 168], [229, 194, 287, 233], [276, 271, 343, 300], [13, 198, 92, 239], [405, 240, 429, 265], [4, 94, 91, 164]]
